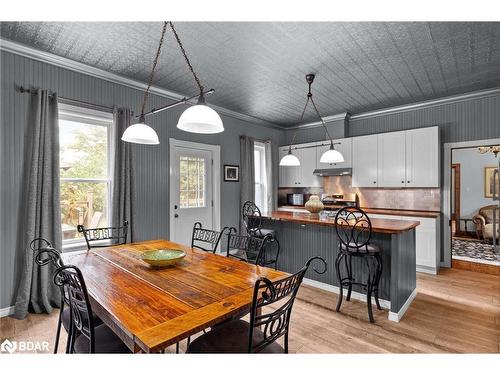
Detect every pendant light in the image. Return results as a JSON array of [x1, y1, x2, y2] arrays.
[[280, 145, 301, 166], [122, 22, 223, 145], [122, 22, 167, 145], [169, 22, 224, 134], [280, 74, 345, 165]]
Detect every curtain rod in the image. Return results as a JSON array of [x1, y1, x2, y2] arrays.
[[18, 86, 115, 113]]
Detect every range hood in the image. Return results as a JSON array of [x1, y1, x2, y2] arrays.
[[313, 167, 352, 177]]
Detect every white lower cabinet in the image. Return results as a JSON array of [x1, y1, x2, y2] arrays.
[[369, 213, 440, 274]]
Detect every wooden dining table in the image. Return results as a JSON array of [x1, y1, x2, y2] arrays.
[[61, 239, 287, 353]]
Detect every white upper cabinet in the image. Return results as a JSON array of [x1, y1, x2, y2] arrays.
[[405, 127, 440, 187], [299, 143, 322, 187], [316, 138, 352, 169], [352, 134, 379, 187], [278, 144, 321, 187], [278, 146, 300, 187], [377, 131, 406, 187]]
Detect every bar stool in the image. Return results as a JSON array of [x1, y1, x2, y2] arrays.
[[242, 201, 276, 238], [333, 207, 383, 323]]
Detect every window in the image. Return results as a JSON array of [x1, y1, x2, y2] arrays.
[[179, 156, 206, 208], [254, 141, 268, 212], [58, 103, 113, 247]]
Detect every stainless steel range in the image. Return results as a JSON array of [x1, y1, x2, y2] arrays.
[[320, 193, 359, 218]]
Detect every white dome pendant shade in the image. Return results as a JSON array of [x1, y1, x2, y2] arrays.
[[121, 115, 160, 145], [320, 143, 344, 163], [280, 146, 301, 166], [177, 94, 224, 134]]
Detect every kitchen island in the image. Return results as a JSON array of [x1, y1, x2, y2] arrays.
[[255, 211, 420, 322]]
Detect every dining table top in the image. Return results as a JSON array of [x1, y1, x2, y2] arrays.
[[61, 239, 287, 353]]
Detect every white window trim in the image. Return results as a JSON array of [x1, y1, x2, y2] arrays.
[[254, 142, 268, 213], [58, 103, 114, 251]]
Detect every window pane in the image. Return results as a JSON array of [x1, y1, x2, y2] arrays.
[[59, 120, 108, 179], [179, 156, 206, 208], [60, 181, 108, 240]]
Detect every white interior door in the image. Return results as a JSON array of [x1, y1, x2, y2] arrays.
[[170, 140, 218, 246]]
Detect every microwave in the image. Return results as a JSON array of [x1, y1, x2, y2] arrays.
[[287, 193, 304, 206]]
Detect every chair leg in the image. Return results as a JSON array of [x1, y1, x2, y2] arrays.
[[284, 331, 289, 354], [175, 342, 179, 354], [54, 308, 63, 353], [335, 253, 344, 312], [345, 254, 353, 301], [374, 254, 383, 310], [364, 258, 374, 323]]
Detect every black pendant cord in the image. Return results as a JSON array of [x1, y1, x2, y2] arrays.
[[140, 21, 168, 119], [168, 21, 205, 95]]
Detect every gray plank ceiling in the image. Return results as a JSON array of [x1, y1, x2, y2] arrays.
[[1, 22, 500, 127]]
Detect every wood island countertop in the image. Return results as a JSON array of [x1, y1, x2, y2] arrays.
[[258, 211, 420, 234], [278, 205, 440, 219]]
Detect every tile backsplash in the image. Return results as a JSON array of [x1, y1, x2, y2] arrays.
[[323, 176, 441, 211]]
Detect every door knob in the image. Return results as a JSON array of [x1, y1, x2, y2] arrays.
[[174, 214, 179, 218], [174, 205, 178, 210]]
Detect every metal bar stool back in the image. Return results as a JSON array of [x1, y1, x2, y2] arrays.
[[334, 207, 383, 323]]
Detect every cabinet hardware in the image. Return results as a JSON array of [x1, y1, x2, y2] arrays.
[[401, 181, 404, 183], [174, 214, 179, 218]]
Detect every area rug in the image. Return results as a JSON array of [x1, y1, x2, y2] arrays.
[[452, 238, 500, 264]]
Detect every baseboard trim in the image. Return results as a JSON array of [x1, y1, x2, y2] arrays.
[[388, 288, 417, 323], [0, 305, 15, 318], [416, 265, 438, 275], [302, 277, 391, 310]]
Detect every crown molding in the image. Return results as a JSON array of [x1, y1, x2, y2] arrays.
[[0, 38, 284, 130], [350, 86, 500, 121]]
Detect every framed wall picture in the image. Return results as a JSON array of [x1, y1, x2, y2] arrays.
[[224, 165, 239, 182], [484, 166, 499, 198]]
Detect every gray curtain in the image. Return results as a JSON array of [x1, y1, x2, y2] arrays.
[[239, 136, 255, 234], [265, 140, 278, 212], [112, 108, 136, 242], [14, 90, 61, 319]]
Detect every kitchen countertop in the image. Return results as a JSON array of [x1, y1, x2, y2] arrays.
[[257, 211, 420, 234], [278, 205, 440, 218]]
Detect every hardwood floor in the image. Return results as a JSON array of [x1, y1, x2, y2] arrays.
[[452, 258, 500, 276], [1, 268, 499, 353]]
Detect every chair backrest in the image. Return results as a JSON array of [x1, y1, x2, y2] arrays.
[[226, 229, 272, 266], [31, 238, 68, 307], [334, 207, 372, 253], [53, 265, 96, 354], [191, 222, 228, 253], [30, 237, 64, 268], [248, 256, 327, 353], [242, 201, 262, 235], [77, 220, 129, 250]]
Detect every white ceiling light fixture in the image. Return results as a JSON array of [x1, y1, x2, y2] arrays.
[[280, 146, 301, 166], [122, 22, 223, 145], [280, 74, 345, 166]]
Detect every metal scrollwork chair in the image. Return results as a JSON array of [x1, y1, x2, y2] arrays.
[[77, 220, 129, 250], [226, 228, 280, 270], [334, 207, 383, 323], [242, 201, 276, 238], [53, 265, 130, 353], [191, 222, 229, 253], [31, 237, 104, 353], [187, 256, 327, 353]]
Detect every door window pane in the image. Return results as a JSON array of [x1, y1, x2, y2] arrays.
[[179, 156, 206, 208]]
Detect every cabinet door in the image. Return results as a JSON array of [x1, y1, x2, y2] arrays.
[[299, 144, 322, 187], [377, 131, 406, 187], [405, 127, 439, 187], [316, 138, 352, 168], [352, 135, 378, 187], [278, 147, 300, 187]]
